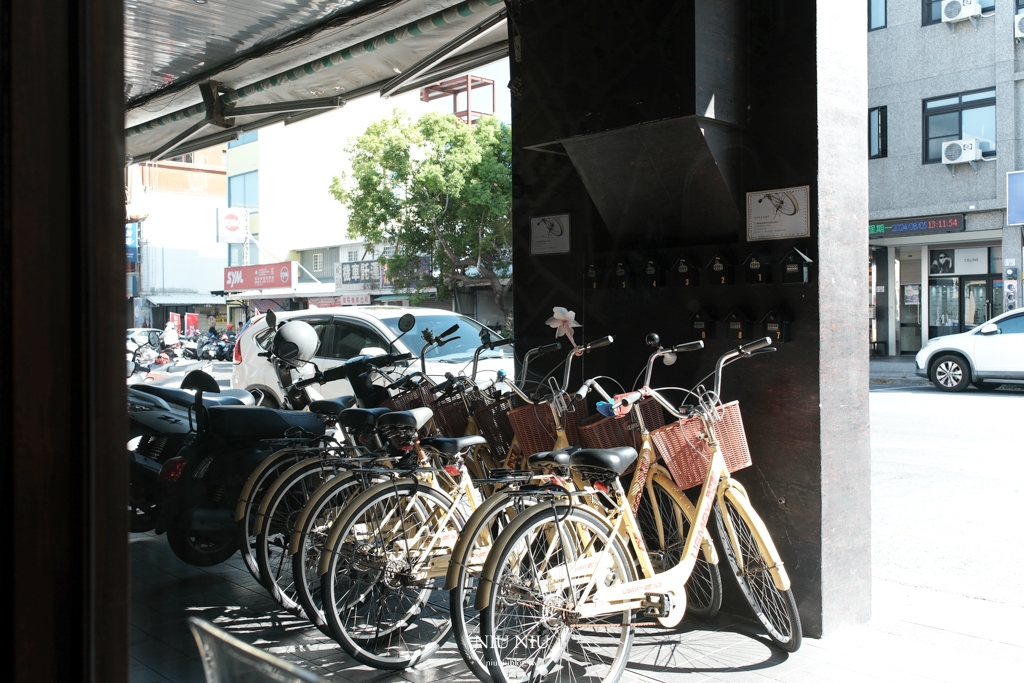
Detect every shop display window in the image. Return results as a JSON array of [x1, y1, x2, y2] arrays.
[[929, 278, 959, 337]]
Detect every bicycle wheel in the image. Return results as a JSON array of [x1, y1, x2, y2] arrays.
[[255, 458, 335, 614], [634, 474, 723, 619], [713, 490, 802, 652], [320, 481, 466, 669], [236, 448, 311, 586], [291, 472, 367, 634], [481, 504, 635, 683], [450, 493, 535, 681]]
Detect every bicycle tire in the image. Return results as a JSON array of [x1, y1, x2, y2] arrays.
[[255, 458, 336, 614], [635, 473, 723, 619], [320, 481, 466, 670], [480, 503, 635, 683], [450, 492, 536, 681], [713, 490, 801, 652], [236, 448, 313, 586], [290, 472, 367, 634]]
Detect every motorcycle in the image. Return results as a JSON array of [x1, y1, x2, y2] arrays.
[[180, 335, 199, 360], [197, 333, 220, 361], [151, 311, 416, 566]]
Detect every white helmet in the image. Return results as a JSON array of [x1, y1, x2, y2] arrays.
[[272, 320, 320, 366]]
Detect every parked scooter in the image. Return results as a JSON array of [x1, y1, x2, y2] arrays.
[[152, 312, 414, 566]]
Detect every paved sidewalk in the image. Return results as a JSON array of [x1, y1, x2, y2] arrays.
[[869, 356, 928, 386]]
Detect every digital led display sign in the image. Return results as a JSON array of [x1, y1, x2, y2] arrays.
[[868, 214, 964, 239]]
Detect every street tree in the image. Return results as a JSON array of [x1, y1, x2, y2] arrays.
[[330, 110, 513, 329]]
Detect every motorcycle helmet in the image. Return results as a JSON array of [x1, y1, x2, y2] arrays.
[[272, 320, 320, 366]]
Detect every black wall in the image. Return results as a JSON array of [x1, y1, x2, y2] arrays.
[[508, 0, 869, 636]]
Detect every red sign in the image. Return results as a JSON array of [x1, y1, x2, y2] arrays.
[[168, 312, 181, 332], [184, 313, 199, 337], [223, 261, 295, 291]]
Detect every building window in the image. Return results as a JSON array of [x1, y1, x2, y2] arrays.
[[869, 0, 886, 30], [869, 107, 887, 159], [228, 171, 259, 210], [922, 88, 996, 164], [348, 250, 360, 262], [228, 130, 258, 149], [925, 0, 995, 25], [382, 245, 396, 258], [1018, 0, 1024, 12], [312, 252, 324, 273]]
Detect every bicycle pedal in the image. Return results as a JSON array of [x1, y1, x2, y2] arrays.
[[641, 593, 673, 618]]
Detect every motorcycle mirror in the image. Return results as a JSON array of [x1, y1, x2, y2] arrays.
[[126, 359, 136, 378], [148, 331, 160, 347], [266, 309, 277, 329], [398, 313, 416, 333]]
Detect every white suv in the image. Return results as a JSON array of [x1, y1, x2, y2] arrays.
[[914, 308, 1024, 391], [231, 306, 514, 407]]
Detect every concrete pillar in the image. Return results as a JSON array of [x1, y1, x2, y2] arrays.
[[1002, 226, 1021, 312]]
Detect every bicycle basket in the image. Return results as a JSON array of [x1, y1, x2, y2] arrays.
[[578, 397, 666, 450], [507, 395, 588, 461], [649, 401, 751, 490], [474, 393, 523, 458], [431, 392, 470, 437], [381, 384, 433, 412]]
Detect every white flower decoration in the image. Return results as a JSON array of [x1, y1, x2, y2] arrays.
[[546, 307, 581, 345]]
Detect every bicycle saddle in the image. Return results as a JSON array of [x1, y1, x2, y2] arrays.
[[336, 407, 390, 429], [309, 396, 357, 417], [569, 447, 638, 476], [420, 435, 487, 455], [527, 446, 579, 470], [377, 406, 433, 430]]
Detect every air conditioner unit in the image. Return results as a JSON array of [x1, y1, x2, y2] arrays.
[[941, 0, 982, 23], [1015, 13, 1024, 39], [941, 139, 983, 164]]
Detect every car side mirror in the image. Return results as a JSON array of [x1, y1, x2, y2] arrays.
[[359, 347, 387, 358], [980, 323, 999, 335]]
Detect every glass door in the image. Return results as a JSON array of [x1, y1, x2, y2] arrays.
[[928, 278, 959, 338], [962, 279, 989, 329]]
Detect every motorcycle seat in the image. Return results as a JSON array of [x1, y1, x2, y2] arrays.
[[527, 446, 579, 470], [569, 447, 638, 476], [206, 406, 326, 439], [420, 435, 488, 455], [377, 407, 433, 430], [310, 397, 357, 417], [336, 407, 390, 429], [133, 384, 252, 408]]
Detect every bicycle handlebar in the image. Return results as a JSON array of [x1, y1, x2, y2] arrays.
[[560, 335, 614, 393], [471, 337, 515, 381]]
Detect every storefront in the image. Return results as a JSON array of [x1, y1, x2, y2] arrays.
[[868, 213, 1013, 355]]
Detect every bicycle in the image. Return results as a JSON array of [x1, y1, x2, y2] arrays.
[[477, 337, 801, 683]]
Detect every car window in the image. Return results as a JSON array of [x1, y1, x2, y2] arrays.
[[253, 317, 331, 356], [995, 314, 1024, 335], [380, 313, 507, 363], [322, 321, 388, 360]]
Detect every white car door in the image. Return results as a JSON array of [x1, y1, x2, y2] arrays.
[[972, 312, 1024, 376]]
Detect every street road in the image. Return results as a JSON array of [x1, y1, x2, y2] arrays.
[[869, 385, 1024, 657]]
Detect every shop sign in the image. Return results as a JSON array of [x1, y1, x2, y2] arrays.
[[223, 261, 295, 291], [126, 222, 138, 262], [184, 313, 199, 336], [217, 208, 249, 244], [868, 213, 964, 238], [308, 294, 370, 307], [168, 312, 181, 331], [928, 247, 987, 276], [336, 260, 382, 288]]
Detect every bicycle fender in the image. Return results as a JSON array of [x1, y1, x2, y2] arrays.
[[287, 471, 361, 556], [443, 492, 513, 590], [722, 486, 791, 592], [650, 468, 718, 565], [234, 447, 308, 522], [316, 479, 455, 577]]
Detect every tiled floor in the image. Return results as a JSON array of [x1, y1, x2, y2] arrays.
[[130, 530, 1021, 683]]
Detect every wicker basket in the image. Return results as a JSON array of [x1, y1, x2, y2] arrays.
[[649, 401, 751, 490], [474, 394, 522, 458], [431, 392, 470, 437], [381, 384, 432, 412], [578, 397, 666, 450], [507, 396, 588, 460]]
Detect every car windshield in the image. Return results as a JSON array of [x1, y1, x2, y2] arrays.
[[380, 314, 510, 363]]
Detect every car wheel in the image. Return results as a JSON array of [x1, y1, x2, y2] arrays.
[[931, 355, 970, 392], [972, 381, 1001, 392]]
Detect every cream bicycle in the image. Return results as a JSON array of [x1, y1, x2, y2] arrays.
[[477, 337, 801, 683]]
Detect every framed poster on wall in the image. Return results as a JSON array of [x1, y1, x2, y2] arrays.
[[746, 186, 810, 241], [531, 214, 570, 254]]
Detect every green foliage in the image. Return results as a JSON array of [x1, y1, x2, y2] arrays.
[[330, 110, 512, 327]]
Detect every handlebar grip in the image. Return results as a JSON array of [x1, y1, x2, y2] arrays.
[[431, 379, 454, 395], [673, 340, 704, 353], [487, 338, 515, 350], [387, 375, 413, 391], [321, 365, 348, 383], [739, 337, 772, 355], [537, 342, 562, 356], [439, 324, 460, 339], [585, 335, 614, 351], [476, 377, 496, 393]]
